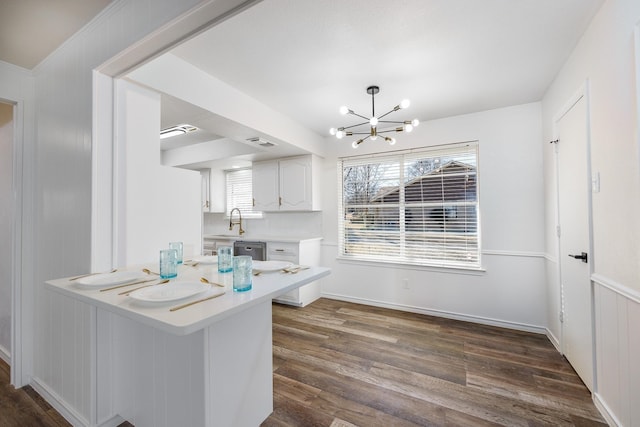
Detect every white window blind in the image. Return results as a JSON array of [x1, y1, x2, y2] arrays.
[[338, 141, 480, 269], [225, 168, 262, 218]]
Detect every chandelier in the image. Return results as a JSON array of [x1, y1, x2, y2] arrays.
[[329, 85, 420, 149]]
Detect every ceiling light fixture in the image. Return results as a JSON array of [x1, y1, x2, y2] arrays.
[[330, 85, 420, 149], [160, 124, 197, 139], [247, 137, 277, 147]]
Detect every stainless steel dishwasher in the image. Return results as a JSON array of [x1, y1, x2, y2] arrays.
[[233, 241, 267, 261]]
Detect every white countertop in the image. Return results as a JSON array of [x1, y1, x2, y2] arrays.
[[45, 263, 330, 336], [203, 234, 323, 243]]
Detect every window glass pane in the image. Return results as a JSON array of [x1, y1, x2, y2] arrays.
[[338, 142, 480, 269], [226, 169, 262, 218]]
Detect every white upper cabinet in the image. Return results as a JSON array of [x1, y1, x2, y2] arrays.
[[252, 155, 321, 211]]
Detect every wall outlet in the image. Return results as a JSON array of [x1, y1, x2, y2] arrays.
[[402, 278, 409, 290]]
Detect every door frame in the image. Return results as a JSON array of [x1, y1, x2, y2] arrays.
[[2, 97, 24, 386], [552, 80, 597, 391]]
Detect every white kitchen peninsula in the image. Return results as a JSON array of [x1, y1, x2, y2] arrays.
[[204, 235, 322, 306], [45, 264, 330, 427]]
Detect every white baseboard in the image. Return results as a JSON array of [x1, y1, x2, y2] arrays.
[[545, 328, 561, 352], [30, 377, 91, 427], [321, 293, 547, 335], [594, 392, 621, 427], [0, 344, 10, 366], [31, 376, 126, 427]]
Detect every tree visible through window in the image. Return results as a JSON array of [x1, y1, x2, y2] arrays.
[[338, 142, 480, 269]]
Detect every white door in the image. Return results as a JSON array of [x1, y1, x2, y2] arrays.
[[557, 94, 593, 390]]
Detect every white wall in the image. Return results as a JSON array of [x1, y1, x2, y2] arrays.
[[115, 80, 201, 265], [541, 0, 640, 425], [128, 53, 328, 158], [0, 102, 13, 361], [320, 102, 547, 331], [28, 0, 228, 423]]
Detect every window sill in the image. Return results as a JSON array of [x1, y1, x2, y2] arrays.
[[335, 256, 486, 275]]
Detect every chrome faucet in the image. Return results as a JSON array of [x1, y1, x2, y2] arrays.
[[229, 208, 245, 235]]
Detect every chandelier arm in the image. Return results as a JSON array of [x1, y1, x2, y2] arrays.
[[378, 120, 404, 124], [349, 111, 370, 121], [376, 108, 400, 120], [377, 128, 403, 134], [339, 121, 369, 130]]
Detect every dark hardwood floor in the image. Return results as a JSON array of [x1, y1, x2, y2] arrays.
[[1, 298, 605, 426], [262, 298, 606, 427]]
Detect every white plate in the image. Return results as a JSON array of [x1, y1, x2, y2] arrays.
[[128, 281, 211, 303], [75, 271, 146, 288], [192, 255, 218, 265], [252, 260, 294, 273]]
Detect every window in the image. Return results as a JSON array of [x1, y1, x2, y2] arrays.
[[338, 141, 480, 269], [225, 168, 262, 218]]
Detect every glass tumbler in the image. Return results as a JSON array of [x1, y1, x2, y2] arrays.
[[217, 246, 233, 273], [233, 255, 252, 292], [169, 241, 183, 264], [159, 248, 178, 279]]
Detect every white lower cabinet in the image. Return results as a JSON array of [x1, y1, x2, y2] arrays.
[[267, 239, 321, 306]]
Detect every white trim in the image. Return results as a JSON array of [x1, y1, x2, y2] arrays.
[[545, 328, 561, 352], [482, 249, 546, 258], [593, 392, 622, 427], [634, 22, 640, 178], [31, 376, 126, 427], [9, 99, 24, 387], [321, 292, 547, 335], [335, 256, 486, 275], [30, 377, 91, 426], [543, 253, 557, 263], [0, 344, 10, 365], [91, 71, 115, 272], [591, 273, 640, 304]]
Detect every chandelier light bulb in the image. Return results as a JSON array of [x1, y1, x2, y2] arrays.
[[332, 86, 417, 148]]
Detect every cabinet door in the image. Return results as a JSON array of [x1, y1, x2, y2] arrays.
[[279, 157, 312, 211], [252, 161, 280, 211], [199, 169, 211, 212]]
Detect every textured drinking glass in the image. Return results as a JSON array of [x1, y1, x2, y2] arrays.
[[159, 248, 178, 279], [217, 246, 233, 273], [169, 241, 183, 264], [233, 255, 252, 292]]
